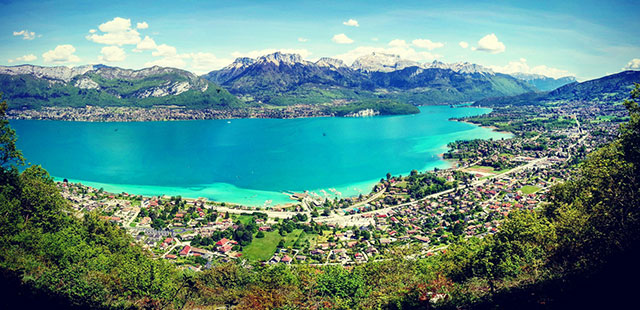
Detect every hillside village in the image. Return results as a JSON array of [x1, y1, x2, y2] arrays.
[[57, 96, 625, 270]]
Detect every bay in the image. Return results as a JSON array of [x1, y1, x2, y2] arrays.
[[11, 106, 510, 206]]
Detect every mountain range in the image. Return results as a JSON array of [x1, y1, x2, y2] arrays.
[[474, 70, 640, 107], [203, 52, 538, 105], [510, 72, 577, 91], [0, 52, 600, 114], [0, 64, 241, 110]]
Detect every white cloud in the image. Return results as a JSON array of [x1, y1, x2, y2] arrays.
[[98, 46, 126, 62], [42, 44, 80, 63], [343, 19, 359, 27], [8, 54, 37, 63], [489, 58, 573, 79], [144, 45, 230, 72], [459, 41, 469, 49], [99, 17, 131, 32], [89, 29, 96, 33], [412, 39, 444, 50], [332, 33, 354, 44], [333, 46, 442, 65], [86, 17, 141, 46], [472, 33, 505, 54], [133, 36, 157, 52], [388, 39, 408, 47], [623, 58, 640, 70], [298, 37, 308, 42], [529, 65, 573, 79], [231, 48, 312, 59], [13, 30, 36, 40], [371, 37, 379, 42], [136, 22, 149, 29], [189, 52, 232, 74], [152, 44, 178, 57], [145, 44, 188, 69]]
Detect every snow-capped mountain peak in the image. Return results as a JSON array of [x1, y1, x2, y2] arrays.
[[256, 52, 307, 66], [351, 52, 420, 72], [315, 57, 347, 68]]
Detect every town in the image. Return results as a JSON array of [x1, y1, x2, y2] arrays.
[[57, 97, 625, 270]]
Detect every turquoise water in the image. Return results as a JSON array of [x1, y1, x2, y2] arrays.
[[11, 106, 510, 206]]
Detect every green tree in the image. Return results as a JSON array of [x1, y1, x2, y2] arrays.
[[0, 94, 24, 170], [361, 230, 371, 240], [621, 83, 640, 168]]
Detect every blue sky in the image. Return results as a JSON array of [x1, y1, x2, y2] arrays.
[[1, 0, 639, 80]]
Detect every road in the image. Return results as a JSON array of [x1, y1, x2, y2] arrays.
[[123, 208, 141, 228], [350, 186, 387, 208], [161, 238, 184, 258], [316, 157, 550, 226]]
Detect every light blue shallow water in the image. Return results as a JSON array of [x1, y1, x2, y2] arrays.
[[11, 106, 510, 206]]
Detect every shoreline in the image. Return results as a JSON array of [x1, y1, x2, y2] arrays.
[[450, 118, 514, 136], [7, 104, 420, 123], [6, 102, 463, 123], [53, 176, 381, 208], [35, 105, 510, 207]]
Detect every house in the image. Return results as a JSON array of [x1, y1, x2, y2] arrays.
[[334, 249, 346, 254], [281, 255, 292, 264], [179, 245, 191, 256], [191, 247, 211, 256], [219, 244, 233, 253], [165, 254, 177, 260], [216, 238, 231, 247]]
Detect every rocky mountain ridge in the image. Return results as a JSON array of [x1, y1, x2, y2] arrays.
[[510, 72, 577, 91], [204, 52, 535, 105], [0, 64, 239, 110]]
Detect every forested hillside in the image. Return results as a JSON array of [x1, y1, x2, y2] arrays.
[[475, 70, 640, 106], [1, 84, 639, 309], [0, 65, 242, 110]]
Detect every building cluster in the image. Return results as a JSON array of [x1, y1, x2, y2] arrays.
[[56, 98, 625, 268]]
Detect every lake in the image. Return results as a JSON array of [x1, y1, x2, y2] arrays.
[[11, 106, 510, 206]]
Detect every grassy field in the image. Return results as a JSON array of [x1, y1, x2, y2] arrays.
[[293, 232, 316, 249], [467, 165, 496, 173], [234, 215, 254, 225], [494, 168, 512, 174], [284, 229, 303, 247], [520, 185, 541, 194], [467, 165, 513, 175], [242, 229, 304, 261], [242, 231, 281, 261]]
